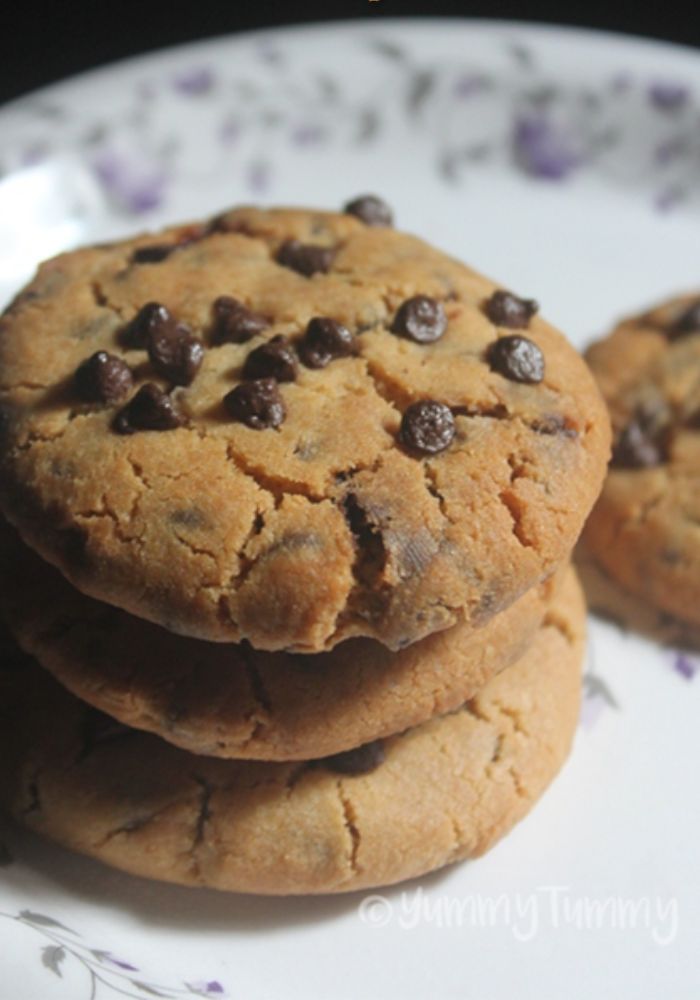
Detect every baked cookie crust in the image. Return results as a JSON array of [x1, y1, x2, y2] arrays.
[[0, 205, 609, 651], [0, 571, 585, 895]]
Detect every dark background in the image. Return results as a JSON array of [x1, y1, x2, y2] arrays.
[[2, 1, 698, 105]]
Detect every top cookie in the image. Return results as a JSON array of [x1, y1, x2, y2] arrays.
[[0, 203, 610, 651], [584, 293, 700, 627]]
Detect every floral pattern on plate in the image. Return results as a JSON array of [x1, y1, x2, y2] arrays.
[[1, 30, 699, 217], [0, 909, 227, 999]]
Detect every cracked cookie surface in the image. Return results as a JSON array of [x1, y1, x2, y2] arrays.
[[0, 521, 567, 760], [584, 293, 700, 628], [0, 205, 609, 651], [0, 571, 585, 895]]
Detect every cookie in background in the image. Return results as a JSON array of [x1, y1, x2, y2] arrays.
[[582, 293, 700, 635]]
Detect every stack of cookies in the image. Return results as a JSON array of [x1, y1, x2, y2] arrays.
[[0, 201, 610, 894]]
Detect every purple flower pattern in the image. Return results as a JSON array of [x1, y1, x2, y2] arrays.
[[290, 122, 327, 147], [0, 32, 698, 217], [453, 72, 491, 99], [513, 113, 583, 180], [92, 148, 167, 214], [247, 160, 272, 194], [0, 909, 228, 999], [92, 950, 139, 972], [19, 142, 51, 167], [186, 982, 226, 997], [655, 185, 687, 212], [648, 81, 691, 111], [672, 653, 698, 680], [173, 67, 216, 96]]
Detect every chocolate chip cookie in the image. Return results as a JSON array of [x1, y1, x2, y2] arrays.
[[584, 293, 700, 628], [0, 521, 567, 760], [0, 570, 585, 895], [0, 204, 609, 652], [576, 541, 700, 648]]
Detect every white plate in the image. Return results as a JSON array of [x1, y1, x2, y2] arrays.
[[1, 18, 699, 1000]]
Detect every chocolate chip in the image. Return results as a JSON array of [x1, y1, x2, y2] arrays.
[[400, 400, 456, 455], [122, 303, 204, 384], [113, 383, 185, 434], [243, 335, 298, 382], [206, 212, 232, 234], [210, 296, 268, 345], [276, 240, 335, 277], [121, 302, 172, 349], [131, 244, 175, 264], [391, 296, 447, 344], [612, 420, 667, 468], [170, 507, 210, 529], [531, 414, 578, 438], [299, 317, 356, 368], [224, 378, 286, 430], [343, 194, 393, 227], [74, 351, 134, 404], [324, 740, 386, 776], [147, 323, 204, 386], [485, 290, 539, 329], [130, 226, 207, 264], [666, 299, 700, 340], [487, 335, 545, 384]]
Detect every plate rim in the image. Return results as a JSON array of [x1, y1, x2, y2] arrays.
[[2, 16, 700, 121]]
